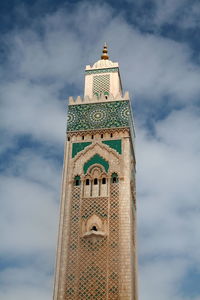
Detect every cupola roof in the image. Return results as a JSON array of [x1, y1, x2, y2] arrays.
[[92, 43, 116, 69]]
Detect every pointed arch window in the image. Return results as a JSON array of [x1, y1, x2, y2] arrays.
[[74, 175, 81, 186], [86, 179, 90, 185], [91, 226, 98, 231], [102, 177, 106, 184], [111, 173, 119, 184]]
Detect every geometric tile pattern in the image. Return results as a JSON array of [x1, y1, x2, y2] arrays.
[[81, 197, 108, 219], [85, 68, 118, 75], [65, 186, 81, 299], [65, 180, 120, 299], [93, 74, 110, 96], [67, 100, 130, 132], [79, 196, 109, 300], [108, 183, 120, 299]]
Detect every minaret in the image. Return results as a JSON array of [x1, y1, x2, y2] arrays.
[[53, 45, 138, 300]]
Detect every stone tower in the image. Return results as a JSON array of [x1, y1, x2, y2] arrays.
[[53, 44, 138, 300]]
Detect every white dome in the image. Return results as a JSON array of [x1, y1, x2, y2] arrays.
[[92, 59, 115, 69]]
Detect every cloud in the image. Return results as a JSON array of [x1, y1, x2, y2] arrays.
[[137, 106, 200, 298], [152, 0, 200, 29], [0, 158, 59, 255], [0, 1, 200, 299], [0, 149, 59, 299], [0, 79, 65, 145], [125, 0, 200, 30], [0, 266, 52, 300], [1, 2, 200, 151], [139, 258, 190, 300], [106, 23, 200, 103]]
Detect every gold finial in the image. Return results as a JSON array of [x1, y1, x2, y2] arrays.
[[101, 42, 109, 60]]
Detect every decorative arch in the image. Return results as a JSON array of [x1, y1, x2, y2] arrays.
[[82, 214, 107, 242], [83, 164, 109, 197], [86, 214, 103, 232], [72, 142, 121, 178], [89, 165, 104, 175], [83, 154, 109, 174]]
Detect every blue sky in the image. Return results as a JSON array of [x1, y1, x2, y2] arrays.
[[0, 0, 200, 299]]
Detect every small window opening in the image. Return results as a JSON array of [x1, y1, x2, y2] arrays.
[[102, 178, 106, 184], [74, 175, 81, 186], [94, 178, 98, 185], [68, 137, 70, 141], [91, 226, 98, 231], [111, 173, 118, 184], [82, 136, 84, 140], [112, 177, 117, 183], [91, 135, 94, 139], [86, 179, 90, 185], [110, 133, 113, 138], [105, 96, 108, 99], [101, 134, 103, 138]]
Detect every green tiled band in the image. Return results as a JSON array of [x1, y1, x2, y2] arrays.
[[85, 68, 118, 75], [67, 100, 130, 131]]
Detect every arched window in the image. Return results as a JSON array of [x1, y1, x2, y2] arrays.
[[102, 177, 106, 184], [91, 226, 98, 231], [94, 178, 98, 185], [86, 179, 90, 185], [74, 175, 81, 186], [111, 173, 119, 184]]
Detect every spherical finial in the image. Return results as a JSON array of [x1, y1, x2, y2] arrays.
[[101, 42, 109, 60]]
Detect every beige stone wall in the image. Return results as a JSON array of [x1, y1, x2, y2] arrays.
[[53, 138, 72, 300], [118, 135, 136, 299], [53, 127, 138, 300]]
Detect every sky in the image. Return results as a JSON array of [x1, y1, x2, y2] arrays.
[[0, 0, 200, 299]]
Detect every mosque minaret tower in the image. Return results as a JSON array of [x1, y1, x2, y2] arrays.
[[53, 44, 138, 300]]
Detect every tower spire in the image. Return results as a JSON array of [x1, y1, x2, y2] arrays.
[[101, 42, 109, 60]]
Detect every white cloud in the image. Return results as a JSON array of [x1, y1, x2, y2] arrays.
[[1, 1, 200, 150], [153, 0, 200, 29], [0, 149, 59, 298], [137, 107, 200, 298], [152, 0, 187, 26], [106, 23, 200, 103], [0, 175, 58, 255], [0, 266, 52, 298], [129, 0, 200, 30], [139, 258, 189, 300]]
